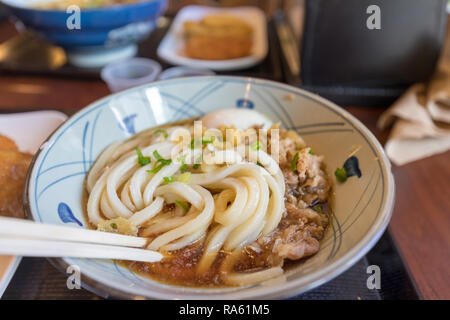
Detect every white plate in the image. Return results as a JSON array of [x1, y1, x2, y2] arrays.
[[0, 110, 67, 297], [157, 5, 268, 71]]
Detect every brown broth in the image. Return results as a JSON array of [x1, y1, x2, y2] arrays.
[[83, 187, 331, 288]]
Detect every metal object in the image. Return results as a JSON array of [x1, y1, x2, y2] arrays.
[[0, 32, 66, 70]]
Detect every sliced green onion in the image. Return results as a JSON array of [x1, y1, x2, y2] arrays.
[[308, 149, 314, 155], [202, 136, 214, 144], [291, 151, 299, 171], [152, 151, 171, 165], [110, 223, 117, 229], [180, 163, 189, 173], [153, 150, 164, 161], [312, 205, 323, 213], [335, 167, 348, 182], [175, 200, 189, 212], [176, 172, 191, 184], [153, 129, 168, 139], [251, 141, 262, 151], [177, 154, 187, 163], [177, 155, 188, 173], [147, 157, 172, 174], [190, 138, 199, 149], [190, 137, 215, 149], [163, 176, 174, 184], [135, 147, 151, 166], [147, 165, 162, 174]]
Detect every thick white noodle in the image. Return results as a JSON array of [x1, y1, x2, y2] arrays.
[[128, 196, 165, 226], [100, 190, 116, 219], [220, 249, 284, 286], [87, 168, 110, 225], [261, 174, 284, 235], [86, 123, 289, 286], [161, 226, 207, 251], [203, 149, 243, 165], [154, 182, 203, 210], [224, 170, 270, 250], [120, 179, 136, 212], [106, 142, 172, 218], [197, 177, 260, 273], [147, 185, 214, 250], [140, 211, 196, 237], [128, 164, 152, 210], [142, 162, 181, 206], [86, 141, 120, 193], [223, 266, 284, 286], [208, 178, 248, 225]]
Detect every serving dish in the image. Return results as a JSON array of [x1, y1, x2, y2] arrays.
[[157, 5, 268, 71], [2, 0, 167, 67], [0, 110, 67, 297], [24, 76, 395, 299]]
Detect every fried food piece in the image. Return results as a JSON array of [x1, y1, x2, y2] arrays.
[[184, 15, 253, 38], [185, 35, 253, 60], [0, 134, 19, 152], [183, 14, 253, 60], [0, 135, 32, 218], [97, 217, 138, 236]]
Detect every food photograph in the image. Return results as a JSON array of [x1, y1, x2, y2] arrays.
[[0, 0, 448, 308]]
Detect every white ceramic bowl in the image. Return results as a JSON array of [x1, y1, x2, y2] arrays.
[[24, 76, 395, 299]]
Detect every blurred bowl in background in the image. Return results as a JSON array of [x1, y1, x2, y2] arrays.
[[101, 57, 162, 92], [157, 66, 215, 80], [2, 0, 167, 67]]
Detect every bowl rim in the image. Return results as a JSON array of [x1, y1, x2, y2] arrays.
[[2, 0, 164, 13], [23, 75, 396, 300]]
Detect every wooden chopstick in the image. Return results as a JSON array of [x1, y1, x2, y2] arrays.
[[0, 216, 147, 248], [0, 217, 163, 263], [0, 237, 163, 262]]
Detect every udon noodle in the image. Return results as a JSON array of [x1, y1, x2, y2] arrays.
[[86, 109, 331, 287]]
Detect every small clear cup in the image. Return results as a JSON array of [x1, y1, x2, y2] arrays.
[[100, 58, 162, 92]]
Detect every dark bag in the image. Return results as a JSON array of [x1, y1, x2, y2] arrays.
[[300, 0, 448, 106]]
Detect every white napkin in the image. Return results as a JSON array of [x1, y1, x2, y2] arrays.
[[378, 69, 450, 166]]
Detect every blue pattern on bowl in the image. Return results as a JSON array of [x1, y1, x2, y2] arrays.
[[118, 113, 138, 134], [3, 0, 167, 49], [236, 98, 254, 109], [57, 202, 83, 226], [344, 156, 362, 178]]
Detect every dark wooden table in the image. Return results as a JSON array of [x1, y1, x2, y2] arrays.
[[0, 19, 449, 300]]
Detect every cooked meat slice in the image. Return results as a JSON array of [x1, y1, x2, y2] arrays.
[[284, 170, 299, 187], [285, 201, 328, 226], [277, 137, 296, 167], [296, 148, 323, 183], [0, 150, 32, 218], [274, 225, 320, 260]]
